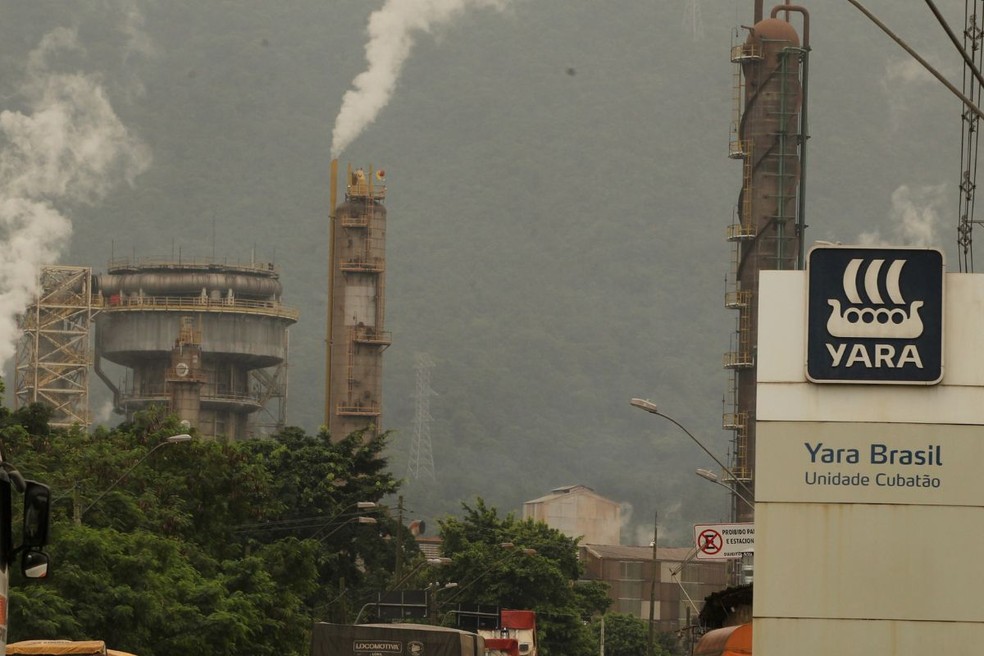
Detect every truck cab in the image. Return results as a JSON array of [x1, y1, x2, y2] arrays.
[[477, 610, 536, 656], [0, 458, 52, 652]]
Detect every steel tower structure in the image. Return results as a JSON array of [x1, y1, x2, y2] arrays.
[[14, 266, 95, 428], [724, 5, 808, 524], [406, 353, 436, 482], [325, 162, 390, 442]]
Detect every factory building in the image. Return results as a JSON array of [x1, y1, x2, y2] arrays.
[[523, 485, 622, 546], [579, 544, 728, 637], [325, 164, 390, 442]]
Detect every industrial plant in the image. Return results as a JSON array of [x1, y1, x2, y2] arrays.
[[14, 258, 298, 439], [11, 161, 389, 442]]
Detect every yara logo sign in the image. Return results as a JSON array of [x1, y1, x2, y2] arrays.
[[826, 259, 923, 340], [806, 247, 943, 385]]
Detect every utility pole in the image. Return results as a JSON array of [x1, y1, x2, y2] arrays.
[[395, 495, 405, 585], [648, 510, 657, 656]]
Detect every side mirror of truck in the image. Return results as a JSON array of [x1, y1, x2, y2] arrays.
[[22, 481, 50, 548], [21, 549, 49, 579]]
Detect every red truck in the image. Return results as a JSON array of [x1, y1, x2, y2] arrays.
[[477, 610, 536, 656]]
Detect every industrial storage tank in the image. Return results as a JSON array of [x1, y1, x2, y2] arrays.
[[93, 258, 298, 439]]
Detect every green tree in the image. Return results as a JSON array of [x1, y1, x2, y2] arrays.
[[591, 613, 676, 656], [438, 499, 596, 656], [238, 427, 416, 613], [0, 410, 414, 656]]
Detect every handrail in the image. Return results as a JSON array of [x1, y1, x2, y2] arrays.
[[99, 295, 299, 320], [120, 388, 264, 405], [337, 403, 381, 416], [107, 257, 280, 275]]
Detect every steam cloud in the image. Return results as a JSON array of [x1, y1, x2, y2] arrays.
[[331, 0, 514, 158], [0, 28, 151, 366], [858, 184, 947, 248]]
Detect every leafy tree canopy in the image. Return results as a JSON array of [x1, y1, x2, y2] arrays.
[[590, 613, 678, 656], [0, 407, 416, 656], [437, 499, 605, 656]]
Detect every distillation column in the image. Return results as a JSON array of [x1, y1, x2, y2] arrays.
[[725, 12, 806, 525], [326, 165, 390, 441]]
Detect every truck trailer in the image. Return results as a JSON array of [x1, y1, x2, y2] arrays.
[[6, 640, 136, 656], [311, 623, 484, 656]]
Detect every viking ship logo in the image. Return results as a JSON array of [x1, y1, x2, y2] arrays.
[[826, 258, 924, 339]]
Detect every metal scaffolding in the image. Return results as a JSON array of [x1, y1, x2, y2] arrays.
[[15, 266, 95, 429]]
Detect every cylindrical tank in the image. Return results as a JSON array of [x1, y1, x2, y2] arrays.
[[96, 270, 283, 300], [94, 259, 298, 439]]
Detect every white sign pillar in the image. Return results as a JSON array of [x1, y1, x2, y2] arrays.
[[755, 261, 984, 655]]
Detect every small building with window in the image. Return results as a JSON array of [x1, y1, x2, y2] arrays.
[[578, 544, 729, 634]]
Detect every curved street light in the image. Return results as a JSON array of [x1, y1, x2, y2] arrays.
[[629, 398, 755, 502], [437, 543, 538, 610], [316, 515, 377, 544], [232, 501, 380, 539], [388, 556, 452, 591], [308, 501, 379, 541], [428, 581, 458, 621], [696, 468, 755, 508], [79, 433, 193, 521]]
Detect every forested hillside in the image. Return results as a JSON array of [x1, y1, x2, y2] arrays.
[[0, 1, 962, 543]]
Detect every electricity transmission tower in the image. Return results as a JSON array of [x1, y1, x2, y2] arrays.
[[958, 1, 984, 272], [406, 353, 437, 482]]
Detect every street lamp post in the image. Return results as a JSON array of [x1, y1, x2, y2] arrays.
[[317, 515, 377, 544], [79, 433, 193, 522], [696, 468, 755, 508], [389, 556, 453, 591], [647, 510, 657, 656], [437, 543, 538, 612], [309, 501, 379, 541], [233, 501, 380, 540], [428, 581, 458, 621], [629, 399, 754, 503]]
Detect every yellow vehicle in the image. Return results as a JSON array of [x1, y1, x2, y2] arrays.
[[5, 640, 136, 656]]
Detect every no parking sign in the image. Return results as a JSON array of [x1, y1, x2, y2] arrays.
[[693, 523, 754, 560]]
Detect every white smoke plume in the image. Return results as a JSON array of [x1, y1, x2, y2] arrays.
[[881, 57, 935, 132], [331, 0, 514, 158], [858, 184, 947, 248], [0, 28, 151, 366]]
